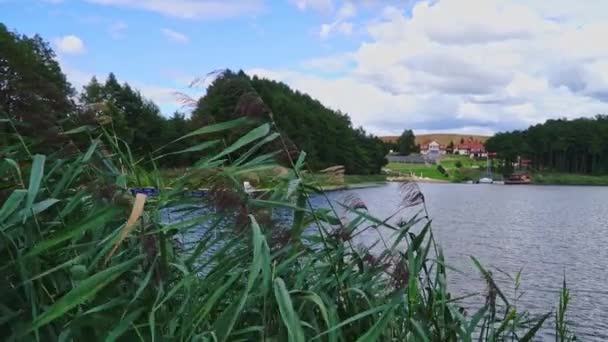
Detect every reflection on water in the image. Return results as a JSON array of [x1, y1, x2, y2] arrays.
[[316, 182, 608, 341]]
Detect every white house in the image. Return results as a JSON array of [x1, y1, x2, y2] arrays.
[[456, 146, 470, 155], [421, 140, 446, 155], [428, 141, 440, 154]]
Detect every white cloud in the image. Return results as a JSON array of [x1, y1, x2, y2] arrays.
[[252, 0, 608, 135], [55, 57, 189, 115], [336, 1, 355, 19], [53, 35, 86, 55], [60, 63, 94, 89], [290, 0, 333, 13], [302, 52, 355, 72], [320, 21, 353, 39], [161, 28, 190, 44], [410, 0, 554, 45], [318, 1, 356, 39], [248, 67, 459, 135], [138, 86, 180, 106], [135, 84, 201, 114], [86, 0, 262, 19], [513, 0, 608, 24]]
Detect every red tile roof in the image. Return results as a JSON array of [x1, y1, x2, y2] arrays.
[[456, 139, 486, 152]]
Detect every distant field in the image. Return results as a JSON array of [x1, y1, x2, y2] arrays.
[[380, 133, 489, 146]]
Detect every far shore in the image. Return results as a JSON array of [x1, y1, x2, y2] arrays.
[[386, 176, 450, 184]]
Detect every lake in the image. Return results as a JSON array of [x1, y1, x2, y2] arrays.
[[317, 182, 608, 341]]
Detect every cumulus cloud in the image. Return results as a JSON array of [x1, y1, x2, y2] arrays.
[[161, 28, 190, 44], [302, 52, 356, 72], [318, 1, 356, 39], [86, 0, 262, 20], [258, 0, 608, 135], [53, 35, 86, 55], [320, 21, 353, 39]]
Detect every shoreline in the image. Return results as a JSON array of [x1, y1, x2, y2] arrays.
[[386, 176, 450, 184], [319, 181, 387, 192]]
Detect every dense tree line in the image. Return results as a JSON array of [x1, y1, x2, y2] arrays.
[[1, 23, 74, 148], [1, 23, 198, 167], [1, 24, 386, 173], [194, 70, 387, 174], [78, 74, 194, 166], [486, 116, 608, 174]]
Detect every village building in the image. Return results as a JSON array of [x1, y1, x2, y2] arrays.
[[455, 139, 487, 158], [420, 140, 447, 155]]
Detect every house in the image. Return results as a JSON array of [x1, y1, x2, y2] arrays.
[[456, 143, 470, 155], [420, 140, 447, 155], [469, 141, 487, 158], [456, 138, 487, 158]]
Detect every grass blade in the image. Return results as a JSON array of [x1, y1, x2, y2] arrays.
[[29, 257, 141, 331], [274, 277, 305, 342], [105, 307, 145, 342], [519, 312, 551, 342], [157, 117, 252, 151], [25, 207, 120, 257], [356, 305, 396, 342], [25, 154, 45, 217], [210, 123, 270, 162], [0, 189, 27, 223]]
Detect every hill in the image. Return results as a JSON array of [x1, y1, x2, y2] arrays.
[[192, 70, 387, 174], [381, 133, 489, 146]]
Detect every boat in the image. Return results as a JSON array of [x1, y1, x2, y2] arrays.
[[477, 155, 495, 184], [478, 177, 493, 184], [504, 173, 532, 185]]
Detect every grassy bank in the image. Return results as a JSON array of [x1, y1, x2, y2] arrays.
[[307, 173, 387, 190], [386, 155, 486, 182], [161, 167, 387, 191], [0, 117, 575, 341], [534, 173, 608, 185], [386, 162, 447, 180]]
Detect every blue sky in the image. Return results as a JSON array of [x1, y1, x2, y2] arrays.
[[3, 0, 608, 135], [3, 1, 360, 91]]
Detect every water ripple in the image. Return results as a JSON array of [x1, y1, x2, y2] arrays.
[[318, 183, 608, 341]]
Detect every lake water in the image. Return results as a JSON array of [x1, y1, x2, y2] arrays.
[[318, 182, 608, 341]]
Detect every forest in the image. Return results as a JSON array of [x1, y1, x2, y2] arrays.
[[486, 116, 608, 174], [0, 23, 386, 175], [193, 70, 387, 174]]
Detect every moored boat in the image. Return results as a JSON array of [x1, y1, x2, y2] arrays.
[[478, 177, 493, 184], [504, 173, 532, 185]]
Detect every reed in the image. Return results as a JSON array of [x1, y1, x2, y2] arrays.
[[0, 115, 574, 341]]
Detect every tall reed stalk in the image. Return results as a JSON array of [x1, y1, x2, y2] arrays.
[[0, 112, 573, 341]]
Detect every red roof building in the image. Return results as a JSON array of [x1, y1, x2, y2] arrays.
[[455, 138, 487, 158]]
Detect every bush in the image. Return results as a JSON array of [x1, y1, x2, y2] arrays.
[[455, 160, 463, 168], [437, 164, 448, 177]]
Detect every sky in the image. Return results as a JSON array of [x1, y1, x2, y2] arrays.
[[3, 0, 608, 136]]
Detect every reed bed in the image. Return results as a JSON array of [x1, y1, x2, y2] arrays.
[[0, 116, 575, 341]]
